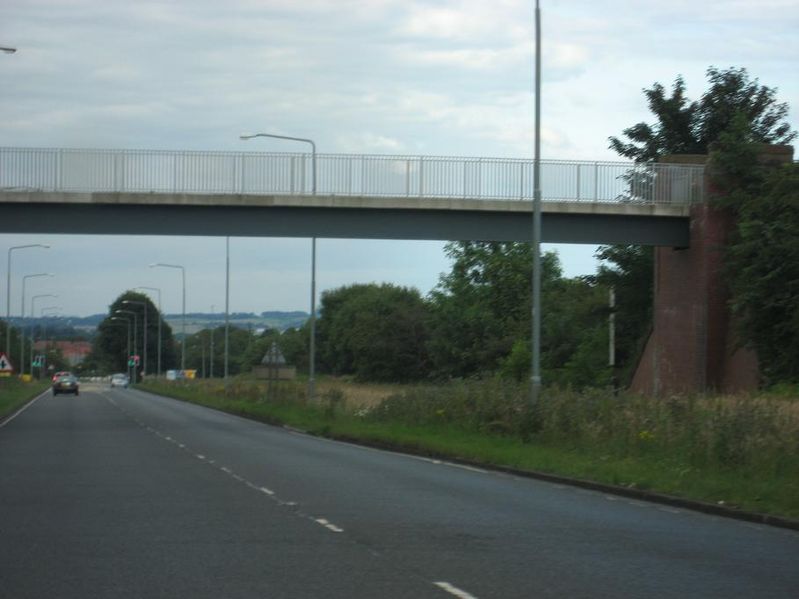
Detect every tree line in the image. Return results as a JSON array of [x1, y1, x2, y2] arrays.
[[79, 66, 797, 387]]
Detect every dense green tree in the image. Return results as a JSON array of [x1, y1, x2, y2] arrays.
[[609, 67, 796, 161], [428, 242, 610, 386], [590, 245, 653, 384], [91, 291, 177, 376], [604, 66, 797, 384], [708, 118, 799, 383], [317, 283, 430, 382]]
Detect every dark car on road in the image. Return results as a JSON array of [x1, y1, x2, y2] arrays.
[[52, 374, 80, 396]]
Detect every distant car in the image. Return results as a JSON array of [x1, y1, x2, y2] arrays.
[[52, 370, 71, 382], [110, 373, 129, 388], [52, 374, 79, 396]]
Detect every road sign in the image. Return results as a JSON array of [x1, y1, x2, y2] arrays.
[[0, 352, 14, 374]]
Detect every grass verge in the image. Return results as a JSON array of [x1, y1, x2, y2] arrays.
[[138, 378, 799, 521], [0, 378, 50, 420]]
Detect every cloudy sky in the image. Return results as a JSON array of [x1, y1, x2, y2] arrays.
[[1, 0, 797, 317]]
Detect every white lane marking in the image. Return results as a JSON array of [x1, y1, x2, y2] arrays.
[[448, 463, 487, 474], [315, 518, 344, 533], [220, 466, 233, 474], [434, 581, 479, 599], [196, 454, 206, 460], [260, 487, 275, 496], [0, 388, 48, 429], [604, 495, 618, 501], [658, 506, 681, 514]]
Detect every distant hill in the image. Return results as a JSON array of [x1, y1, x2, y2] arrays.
[[13, 311, 311, 338]]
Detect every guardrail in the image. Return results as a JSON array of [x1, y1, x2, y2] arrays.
[[0, 147, 705, 205]]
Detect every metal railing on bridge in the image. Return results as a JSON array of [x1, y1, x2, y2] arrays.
[[0, 147, 705, 205]]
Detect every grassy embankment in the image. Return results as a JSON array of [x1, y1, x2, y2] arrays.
[[0, 378, 50, 420], [139, 377, 799, 520]]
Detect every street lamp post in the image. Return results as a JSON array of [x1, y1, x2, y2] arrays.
[[6, 244, 50, 362], [122, 300, 148, 380], [40, 306, 61, 375], [531, 0, 543, 404], [209, 304, 215, 378], [136, 287, 162, 377], [240, 132, 317, 400], [20, 273, 53, 375], [115, 309, 138, 383], [109, 317, 132, 380], [30, 293, 57, 377], [224, 237, 230, 390], [150, 263, 186, 370]]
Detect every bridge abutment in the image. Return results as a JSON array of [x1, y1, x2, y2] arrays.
[[631, 146, 794, 396]]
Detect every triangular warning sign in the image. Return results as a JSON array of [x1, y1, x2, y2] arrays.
[[0, 352, 14, 372]]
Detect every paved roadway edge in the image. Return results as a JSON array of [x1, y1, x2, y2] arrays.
[[67, 385, 799, 532], [0, 386, 51, 428]]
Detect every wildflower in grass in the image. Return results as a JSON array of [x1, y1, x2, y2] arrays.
[[638, 430, 655, 442]]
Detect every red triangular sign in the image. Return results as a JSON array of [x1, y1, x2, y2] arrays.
[[0, 352, 14, 372]]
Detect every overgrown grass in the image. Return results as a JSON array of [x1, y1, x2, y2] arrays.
[[0, 378, 50, 419], [138, 377, 799, 519]]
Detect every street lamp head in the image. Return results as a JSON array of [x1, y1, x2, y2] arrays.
[[1, 47, 17, 54]]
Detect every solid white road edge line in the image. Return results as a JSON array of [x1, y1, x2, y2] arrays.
[[434, 581, 479, 599], [0, 387, 49, 429]]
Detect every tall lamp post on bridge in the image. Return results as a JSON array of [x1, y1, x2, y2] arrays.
[[115, 309, 138, 383], [149, 263, 186, 371], [6, 244, 50, 362], [239, 132, 318, 400], [136, 287, 162, 377], [122, 299, 148, 379], [20, 273, 53, 376]]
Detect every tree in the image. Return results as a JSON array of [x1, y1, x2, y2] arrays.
[[708, 118, 799, 383], [604, 66, 797, 384], [428, 242, 610, 386], [91, 291, 177, 375], [316, 283, 430, 382], [609, 67, 796, 161]]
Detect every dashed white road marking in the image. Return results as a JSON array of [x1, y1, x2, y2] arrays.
[[260, 487, 275, 496], [315, 518, 344, 533], [434, 581, 479, 598], [196, 454, 206, 460], [658, 506, 681, 514]]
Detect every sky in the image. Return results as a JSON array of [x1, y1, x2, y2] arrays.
[[1, 0, 797, 318]]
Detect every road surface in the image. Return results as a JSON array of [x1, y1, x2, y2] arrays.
[[1, 384, 797, 598]]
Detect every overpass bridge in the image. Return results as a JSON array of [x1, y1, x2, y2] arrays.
[[0, 147, 704, 246]]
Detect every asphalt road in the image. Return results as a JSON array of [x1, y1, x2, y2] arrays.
[[1, 384, 797, 598]]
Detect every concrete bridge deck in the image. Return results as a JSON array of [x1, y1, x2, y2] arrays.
[[0, 148, 702, 245]]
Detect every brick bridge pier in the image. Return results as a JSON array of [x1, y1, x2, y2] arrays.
[[631, 145, 794, 396]]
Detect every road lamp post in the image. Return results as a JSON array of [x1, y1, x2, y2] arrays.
[[115, 309, 138, 383], [150, 263, 186, 370], [30, 293, 57, 376], [109, 317, 132, 380], [122, 300, 148, 379], [209, 304, 215, 378], [20, 273, 53, 375], [40, 306, 61, 376], [240, 132, 317, 399], [136, 287, 162, 377], [6, 244, 50, 362], [531, 0, 543, 404]]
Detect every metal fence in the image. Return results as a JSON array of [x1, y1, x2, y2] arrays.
[[0, 147, 705, 205]]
